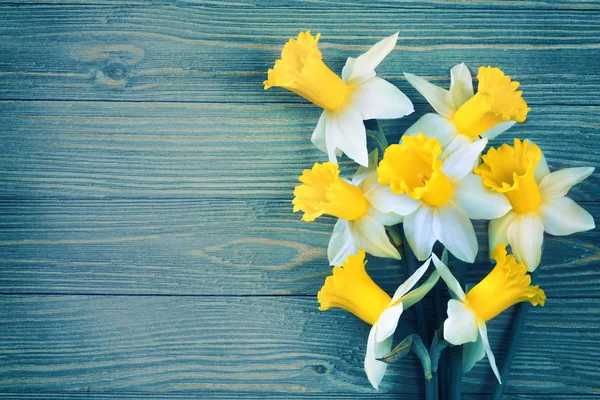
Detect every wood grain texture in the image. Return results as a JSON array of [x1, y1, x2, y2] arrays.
[[0, 296, 599, 395], [2, 0, 598, 9], [1, 0, 599, 397], [0, 394, 596, 399], [0, 199, 597, 296], [0, 101, 598, 200], [0, 4, 599, 104]]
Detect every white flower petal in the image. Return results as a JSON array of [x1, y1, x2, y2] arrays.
[[462, 333, 485, 374], [534, 151, 550, 183], [539, 197, 595, 236], [325, 114, 339, 164], [352, 149, 378, 187], [403, 205, 436, 261], [399, 270, 440, 309], [346, 32, 398, 85], [326, 107, 369, 166], [367, 205, 404, 226], [431, 253, 466, 301], [351, 77, 413, 120], [365, 323, 393, 390], [441, 134, 474, 160], [454, 175, 511, 220], [433, 202, 478, 263], [404, 72, 456, 118], [310, 110, 328, 153], [478, 322, 501, 383], [375, 302, 403, 342], [341, 57, 357, 83], [539, 167, 595, 200], [354, 215, 401, 260], [442, 138, 488, 181], [403, 113, 458, 148], [480, 120, 516, 140], [364, 184, 420, 216], [443, 299, 478, 345], [449, 63, 474, 109], [391, 258, 431, 302], [327, 219, 358, 266], [489, 210, 517, 251], [507, 213, 545, 271]]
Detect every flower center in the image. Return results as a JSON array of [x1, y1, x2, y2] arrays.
[[318, 250, 391, 325], [474, 138, 543, 213], [293, 162, 369, 222], [264, 31, 350, 111], [377, 134, 453, 207], [465, 245, 546, 322], [452, 66, 530, 138]]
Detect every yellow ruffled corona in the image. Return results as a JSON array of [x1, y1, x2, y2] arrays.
[[432, 248, 545, 382], [452, 67, 530, 138], [475, 139, 543, 214], [293, 162, 369, 222], [318, 250, 391, 325], [264, 31, 350, 111], [265, 32, 413, 166], [378, 134, 454, 207], [465, 245, 546, 321]]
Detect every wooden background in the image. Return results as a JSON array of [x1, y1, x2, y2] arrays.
[[1, 0, 599, 398]]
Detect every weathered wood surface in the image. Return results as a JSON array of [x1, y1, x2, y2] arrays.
[[0, 5, 599, 104], [0, 102, 598, 199], [0, 199, 598, 296], [0, 396, 595, 400], [0, 0, 599, 398], [1, 296, 599, 395]]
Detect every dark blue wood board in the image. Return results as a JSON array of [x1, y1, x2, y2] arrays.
[[1, 296, 599, 394], [0, 1, 599, 398], [0, 199, 598, 297]]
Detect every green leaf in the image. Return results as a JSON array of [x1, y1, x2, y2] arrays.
[[378, 334, 432, 380]]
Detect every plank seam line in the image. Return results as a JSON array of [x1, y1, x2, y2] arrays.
[[0, 3, 599, 12], [0, 197, 598, 205], [0, 293, 598, 299], [0, 99, 597, 107], [0, 391, 595, 396]]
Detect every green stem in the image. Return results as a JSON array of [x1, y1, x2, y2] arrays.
[[365, 120, 389, 152], [433, 283, 448, 400], [448, 344, 463, 400], [426, 374, 438, 400], [491, 268, 540, 399], [448, 255, 467, 400], [399, 230, 428, 342]]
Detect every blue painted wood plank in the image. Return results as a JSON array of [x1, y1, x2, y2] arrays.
[[0, 1, 598, 398], [0, 101, 597, 200], [0, 296, 598, 395], [0, 199, 597, 296], [0, 393, 596, 399], [0, 5, 598, 104]]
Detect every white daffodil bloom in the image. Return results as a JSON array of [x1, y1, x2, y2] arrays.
[[318, 250, 440, 389], [475, 138, 595, 271], [367, 134, 511, 263], [293, 150, 403, 265], [265, 31, 413, 166], [403, 64, 530, 156], [431, 246, 546, 382]]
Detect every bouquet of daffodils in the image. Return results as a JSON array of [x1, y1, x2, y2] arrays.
[[265, 32, 595, 397]]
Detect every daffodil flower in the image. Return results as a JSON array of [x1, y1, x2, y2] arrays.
[[432, 245, 546, 382], [318, 250, 440, 389], [293, 150, 403, 265], [264, 31, 413, 166], [403, 64, 530, 155], [367, 134, 511, 263], [475, 139, 595, 271]]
